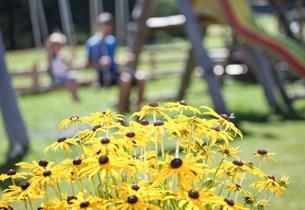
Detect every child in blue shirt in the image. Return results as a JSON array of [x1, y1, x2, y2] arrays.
[[86, 12, 145, 113]]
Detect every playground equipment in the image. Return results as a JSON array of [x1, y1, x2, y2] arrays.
[[124, 0, 305, 113], [0, 34, 29, 167]]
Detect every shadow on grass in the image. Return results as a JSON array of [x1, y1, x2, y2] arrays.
[[0, 146, 29, 190]]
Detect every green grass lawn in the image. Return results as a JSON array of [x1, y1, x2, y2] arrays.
[[1, 29, 305, 208]]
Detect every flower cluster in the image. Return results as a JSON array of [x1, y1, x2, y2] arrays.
[[0, 101, 288, 209]]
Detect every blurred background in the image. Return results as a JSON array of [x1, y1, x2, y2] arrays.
[[0, 0, 305, 209]]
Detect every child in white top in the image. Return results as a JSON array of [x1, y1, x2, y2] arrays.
[[46, 32, 80, 102]]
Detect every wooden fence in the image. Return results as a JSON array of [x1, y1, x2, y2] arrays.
[[10, 44, 228, 94]]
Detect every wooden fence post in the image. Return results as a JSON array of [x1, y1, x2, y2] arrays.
[[31, 64, 40, 92]]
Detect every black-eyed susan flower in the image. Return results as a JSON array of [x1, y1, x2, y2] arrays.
[[254, 149, 276, 162], [0, 169, 29, 183], [156, 154, 208, 186], [164, 100, 200, 114], [225, 183, 251, 196], [80, 155, 129, 180], [256, 199, 269, 209], [168, 188, 221, 210], [58, 115, 81, 130], [45, 136, 79, 153], [219, 198, 249, 210], [110, 193, 161, 210], [218, 145, 240, 158], [201, 106, 243, 138], [69, 192, 106, 210], [131, 102, 168, 120], [252, 175, 284, 196]]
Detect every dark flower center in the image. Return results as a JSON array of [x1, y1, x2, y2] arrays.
[[73, 158, 82, 165], [131, 184, 140, 191], [80, 201, 89, 208], [7, 169, 16, 176], [212, 126, 221, 131], [224, 198, 235, 206], [188, 190, 200, 199], [268, 175, 275, 181], [257, 149, 268, 155], [101, 137, 110, 144], [57, 137, 67, 143], [20, 182, 30, 190], [67, 195, 77, 204], [98, 155, 109, 164], [69, 115, 79, 121], [153, 120, 164, 126], [224, 149, 230, 155], [140, 119, 149, 126], [126, 132, 135, 138], [235, 184, 241, 189], [245, 196, 254, 204], [170, 158, 183, 168], [232, 160, 244, 167], [43, 170, 52, 177], [37, 207, 44, 210], [149, 102, 159, 107], [92, 125, 101, 131], [38, 160, 49, 167], [179, 100, 188, 106], [127, 195, 138, 204]]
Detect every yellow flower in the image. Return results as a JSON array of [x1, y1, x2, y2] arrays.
[[219, 198, 249, 210], [156, 154, 208, 185], [255, 149, 276, 162], [204, 120, 235, 146], [256, 199, 269, 209], [131, 102, 168, 120], [0, 169, 29, 182], [86, 136, 125, 156], [45, 136, 79, 153], [69, 192, 107, 210], [252, 175, 284, 196], [116, 180, 164, 200], [168, 188, 222, 210], [201, 106, 243, 138], [80, 155, 129, 180], [28, 163, 61, 188], [82, 110, 125, 126], [57, 157, 87, 181], [110, 192, 161, 210], [164, 100, 200, 114], [58, 115, 80, 130], [225, 183, 251, 196], [2, 181, 43, 203], [218, 145, 240, 158], [118, 121, 151, 149]]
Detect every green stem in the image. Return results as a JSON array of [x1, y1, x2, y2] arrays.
[[23, 200, 28, 210], [175, 140, 180, 158], [56, 181, 63, 200], [210, 158, 224, 188]]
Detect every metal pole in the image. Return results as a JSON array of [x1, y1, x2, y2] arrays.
[[37, 0, 49, 43], [58, 0, 75, 45], [248, 47, 281, 110], [178, 0, 227, 113], [115, 0, 129, 44], [28, 0, 42, 48], [0, 34, 30, 159], [90, 0, 100, 34]]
